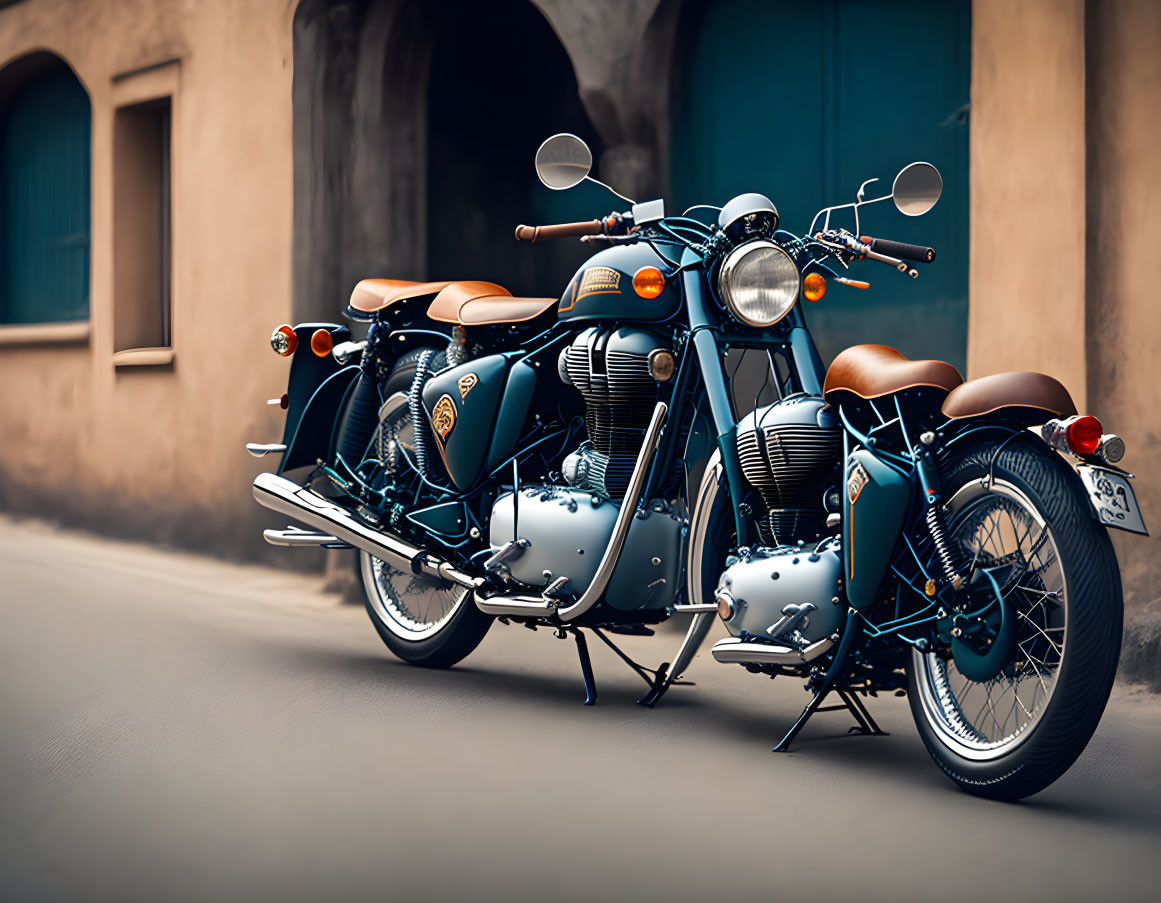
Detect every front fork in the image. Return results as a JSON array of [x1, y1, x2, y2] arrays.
[[679, 255, 827, 546]]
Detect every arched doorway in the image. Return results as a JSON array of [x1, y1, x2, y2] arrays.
[[291, 0, 601, 321], [670, 0, 970, 372], [0, 53, 91, 325], [426, 0, 602, 298]]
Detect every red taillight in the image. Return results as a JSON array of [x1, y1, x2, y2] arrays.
[[310, 329, 333, 358], [1066, 415, 1102, 456]]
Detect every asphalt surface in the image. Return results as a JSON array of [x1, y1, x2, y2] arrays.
[[2, 515, 1161, 903]]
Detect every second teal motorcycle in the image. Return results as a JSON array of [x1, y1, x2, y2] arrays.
[[248, 134, 1145, 800]]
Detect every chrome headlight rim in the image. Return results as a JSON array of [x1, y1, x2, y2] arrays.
[[717, 239, 801, 328]]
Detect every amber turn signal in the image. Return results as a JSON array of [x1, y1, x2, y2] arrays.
[[803, 272, 827, 302], [310, 329, 333, 358], [633, 266, 666, 299], [270, 324, 297, 356]]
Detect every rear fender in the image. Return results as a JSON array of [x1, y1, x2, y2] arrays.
[[280, 365, 360, 473], [274, 323, 350, 472]]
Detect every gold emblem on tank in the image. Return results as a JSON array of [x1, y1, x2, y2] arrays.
[[576, 266, 621, 299], [457, 372, 478, 401], [847, 462, 869, 504], [432, 394, 457, 439]]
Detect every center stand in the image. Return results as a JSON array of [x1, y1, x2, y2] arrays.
[[562, 626, 689, 707]]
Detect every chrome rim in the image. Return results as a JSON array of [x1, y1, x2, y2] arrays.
[[359, 392, 468, 642], [913, 479, 1067, 762], [361, 551, 468, 641]]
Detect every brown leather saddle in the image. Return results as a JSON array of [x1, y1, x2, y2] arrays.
[[823, 344, 1076, 420], [349, 278, 556, 326]]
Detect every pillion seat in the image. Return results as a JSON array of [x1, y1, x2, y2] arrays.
[[823, 343, 1077, 421], [348, 278, 556, 326]]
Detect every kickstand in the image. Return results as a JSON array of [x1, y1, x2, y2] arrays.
[[584, 628, 688, 707], [773, 686, 888, 753], [573, 630, 597, 705]]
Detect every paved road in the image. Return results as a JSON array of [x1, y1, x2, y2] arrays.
[[2, 515, 1161, 902]]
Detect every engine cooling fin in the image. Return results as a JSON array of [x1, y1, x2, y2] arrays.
[[562, 327, 665, 498], [736, 395, 840, 544]]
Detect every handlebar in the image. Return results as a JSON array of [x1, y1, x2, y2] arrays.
[[859, 235, 936, 264], [514, 219, 606, 243]]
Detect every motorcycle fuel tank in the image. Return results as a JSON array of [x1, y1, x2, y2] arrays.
[[557, 244, 681, 323]]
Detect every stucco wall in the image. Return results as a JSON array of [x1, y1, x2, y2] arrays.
[[1084, 0, 1161, 612], [0, 0, 299, 562], [969, 0, 1088, 404], [971, 0, 1158, 613]]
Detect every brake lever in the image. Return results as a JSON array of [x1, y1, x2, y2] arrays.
[[581, 233, 639, 245], [816, 231, 918, 278]]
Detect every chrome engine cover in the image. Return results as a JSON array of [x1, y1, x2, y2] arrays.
[[488, 485, 682, 610], [715, 539, 844, 644]]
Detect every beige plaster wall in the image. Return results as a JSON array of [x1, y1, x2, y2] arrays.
[[0, 0, 300, 561], [1085, 0, 1161, 611], [969, 0, 1088, 405], [972, 0, 1158, 612]]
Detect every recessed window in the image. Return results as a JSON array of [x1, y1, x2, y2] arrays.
[[113, 96, 172, 352], [0, 61, 91, 325]]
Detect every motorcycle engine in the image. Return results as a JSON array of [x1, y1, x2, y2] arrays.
[[558, 326, 670, 499], [736, 394, 840, 544], [716, 394, 844, 646], [488, 486, 682, 610], [716, 542, 844, 644], [483, 326, 680, 611]]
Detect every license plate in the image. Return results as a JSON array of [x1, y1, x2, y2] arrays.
[[1077, 465, 1148, 535]]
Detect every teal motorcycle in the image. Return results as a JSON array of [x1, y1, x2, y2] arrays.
[[249, 133, 1145, 800]]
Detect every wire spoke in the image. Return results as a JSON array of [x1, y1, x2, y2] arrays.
[[919, 483, 1067, 756]]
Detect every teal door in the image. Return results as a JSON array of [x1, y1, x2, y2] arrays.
[[672, 0, 970, 373], [0, 65, 91, 324]]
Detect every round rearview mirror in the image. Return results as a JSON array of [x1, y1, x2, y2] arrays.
[[892, 162, 943, 216], [535, 133, 592, 190]]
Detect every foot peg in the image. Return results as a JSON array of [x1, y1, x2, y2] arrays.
[[484, 538, 529, 575], [263, 526, 350, 549]]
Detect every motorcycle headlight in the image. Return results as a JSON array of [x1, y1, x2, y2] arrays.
[[717, 240, 800, 327]]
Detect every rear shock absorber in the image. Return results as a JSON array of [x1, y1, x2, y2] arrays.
[[916, 442, 967, 591], [925, 505, 968, 590], [409, 349, 436, 478]]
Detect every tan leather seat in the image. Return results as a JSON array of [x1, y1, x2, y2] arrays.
[[427, 280, 557, 326], [824, 344, 964, 402], [349, 279, 455, 313], [941, 371, 1076, 420]]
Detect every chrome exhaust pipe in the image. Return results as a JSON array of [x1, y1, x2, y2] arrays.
[[710, 636, 835, 666], [252, 472, 483, 589], [473, 401, 668, 622]]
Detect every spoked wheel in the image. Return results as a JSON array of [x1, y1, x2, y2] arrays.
[[906, 435, 1122, 800], [357, 350, 491, 668]]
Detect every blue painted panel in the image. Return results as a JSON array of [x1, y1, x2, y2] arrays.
[[671, 0, 970, 373], [0, 66, 91, 324]]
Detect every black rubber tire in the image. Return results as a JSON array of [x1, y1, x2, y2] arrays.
[[906, 434, 1122, 801], [359, 350, 492, 668]]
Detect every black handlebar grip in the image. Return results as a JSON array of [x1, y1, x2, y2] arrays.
[[861, 236, 936, 264]]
